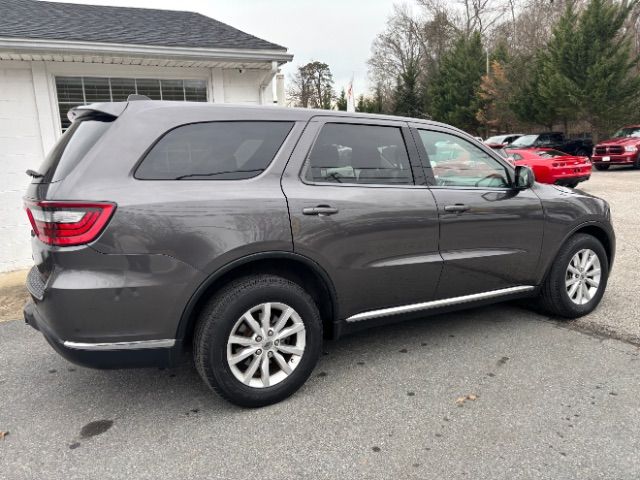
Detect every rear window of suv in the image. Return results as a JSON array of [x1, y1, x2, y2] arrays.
[[136, 121, 294, 180], [35, 116, 114, 183]]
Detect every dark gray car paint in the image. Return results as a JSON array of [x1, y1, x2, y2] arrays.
[[24, 101, 615, 365], [408, 123, 545, 298], [281, 116, 442, 319]]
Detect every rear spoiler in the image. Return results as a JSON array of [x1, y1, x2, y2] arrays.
[[67, 102, 128, 123]]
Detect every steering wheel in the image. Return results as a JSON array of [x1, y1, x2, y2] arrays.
[[475, 173, 506, 187]]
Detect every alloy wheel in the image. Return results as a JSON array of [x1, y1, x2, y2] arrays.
[[565, 249, 601, 305], [226, 302, 306, 388]]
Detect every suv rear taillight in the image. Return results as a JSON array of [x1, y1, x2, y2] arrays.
[[24, 200, 116, 246]]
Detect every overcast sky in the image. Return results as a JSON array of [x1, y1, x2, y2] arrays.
[[53, 0, 400, 98]]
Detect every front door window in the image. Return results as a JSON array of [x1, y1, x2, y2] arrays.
[[418, 130, 510, 188]]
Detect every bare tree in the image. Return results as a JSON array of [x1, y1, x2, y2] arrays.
[[288, 61, 335, 109], [417, 0, 512, 38], [368, 4, 425, 94]]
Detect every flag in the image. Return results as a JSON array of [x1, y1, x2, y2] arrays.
[[346, 77, 355, 112]]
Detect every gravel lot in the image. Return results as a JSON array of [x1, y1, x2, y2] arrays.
[[576, 168, 640, 344], [0, 168, 639, 479]]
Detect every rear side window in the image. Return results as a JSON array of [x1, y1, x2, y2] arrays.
[[136, 121, 294, 180], [35, 117, 113, 183], [304, 123, 413, 185]]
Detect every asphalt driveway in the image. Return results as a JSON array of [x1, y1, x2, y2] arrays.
[[2, 169, 640, 479], [1, 304, 639, 479]]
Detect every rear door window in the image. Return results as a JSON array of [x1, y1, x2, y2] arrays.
[[303, 123, 413, 185], [34, 117, 114, 183], [136, 121, 294, 180]]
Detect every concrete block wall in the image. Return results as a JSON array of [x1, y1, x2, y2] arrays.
[[0, 63, 43, 272]]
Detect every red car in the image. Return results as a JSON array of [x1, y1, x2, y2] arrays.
[[506, 149, 592, 188], [591, 125, 640, 170]]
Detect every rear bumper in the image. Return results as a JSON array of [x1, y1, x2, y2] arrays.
[[555, 174, 590, 186], [23, 245, 204, 369], [591, 154, 637, 165], [24, 300, 182, 369]]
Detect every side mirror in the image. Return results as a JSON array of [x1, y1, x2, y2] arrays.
[[514, 165, 535, 189]]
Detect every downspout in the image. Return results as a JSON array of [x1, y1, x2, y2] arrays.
[[259, 61, 279, 105]]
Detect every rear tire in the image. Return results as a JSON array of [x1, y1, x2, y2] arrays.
[[193, 274, 322, 407], [594, 164, 610, 171], [538, 234, 609, 319]]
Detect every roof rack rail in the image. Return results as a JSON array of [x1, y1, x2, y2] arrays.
[[127, 94, 151, 101]]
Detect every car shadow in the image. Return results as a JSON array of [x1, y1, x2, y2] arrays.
[[592, 165, 637, 173], [32, 302, 547, 415]]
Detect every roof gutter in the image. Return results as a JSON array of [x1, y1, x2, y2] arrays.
[[0, 37, 294, 64]]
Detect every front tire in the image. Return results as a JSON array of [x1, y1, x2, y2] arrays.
[[194, 275, 322, 407], [538, 234, 609, 319]]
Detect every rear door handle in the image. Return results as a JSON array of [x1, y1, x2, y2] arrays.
[[302, 205, 339, 216], [444, 204, 469, 213]]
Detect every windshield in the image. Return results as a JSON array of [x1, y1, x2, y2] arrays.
[[613, 127, 640, 138], [510, 135, 537, 147], [536, 149, 567, 159], [485, 136, 506, 144]]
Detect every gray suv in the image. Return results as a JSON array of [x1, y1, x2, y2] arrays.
[[23, 100, 615, 407]]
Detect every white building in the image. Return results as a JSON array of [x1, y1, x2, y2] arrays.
[[0, 0, 292, 272]]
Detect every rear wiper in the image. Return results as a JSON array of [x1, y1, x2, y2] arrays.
[[175, 169, 264, 180], [26, 169, 43, 178]]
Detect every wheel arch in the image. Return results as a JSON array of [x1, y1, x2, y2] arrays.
[[540, 221, 615, 283], [572, 223, 614, 266], [176, 252, 339, 348]]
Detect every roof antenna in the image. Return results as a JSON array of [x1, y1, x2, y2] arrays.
[[127, 94, 151, 101]]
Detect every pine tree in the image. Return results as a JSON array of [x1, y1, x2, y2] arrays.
[[428, 32, 485, 133], [511, 54, 558, 130], [393, 61, 423, 117], [539, 0, 640, 139]]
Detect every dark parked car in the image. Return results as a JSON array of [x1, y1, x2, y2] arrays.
[[24, 101, 615, 407], [510, 132, 593, 157]]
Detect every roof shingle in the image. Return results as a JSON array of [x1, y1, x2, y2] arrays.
[[0, 0, 287, 51]]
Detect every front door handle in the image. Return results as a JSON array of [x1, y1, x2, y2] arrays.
[[302, 205, 339, 216], [444, 204, 470, 213]]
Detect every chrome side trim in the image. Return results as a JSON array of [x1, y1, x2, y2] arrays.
[[345, 286, 535, 323], [63, 339, 176, 351]]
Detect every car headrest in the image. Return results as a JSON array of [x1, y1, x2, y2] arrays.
[[351, 145, 382, 169], [309, 144, 341, 168]]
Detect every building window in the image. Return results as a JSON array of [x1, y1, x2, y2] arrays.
[[55, 76, 208, 130]]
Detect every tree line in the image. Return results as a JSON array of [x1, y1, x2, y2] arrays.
[[289, 0, 640, 141]]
